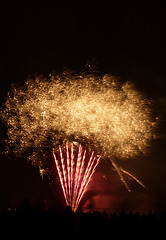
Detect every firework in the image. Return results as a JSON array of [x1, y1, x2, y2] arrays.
[[53, 143, 100, 211], [0, 72, 157, 202]]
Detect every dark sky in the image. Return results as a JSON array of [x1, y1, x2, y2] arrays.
[[1, 8, 166, 212]]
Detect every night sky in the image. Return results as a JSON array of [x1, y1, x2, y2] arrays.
[[1, 8, 166, 212]]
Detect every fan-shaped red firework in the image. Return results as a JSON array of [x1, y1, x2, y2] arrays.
[[53, 143, 100, 212]]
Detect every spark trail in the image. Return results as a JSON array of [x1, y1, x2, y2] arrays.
[[53, 143, 100, 211]]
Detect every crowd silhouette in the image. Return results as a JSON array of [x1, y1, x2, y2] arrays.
[[0, 197, 166, 238]]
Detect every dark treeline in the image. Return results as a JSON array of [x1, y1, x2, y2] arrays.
[[0, 197, 166, 238]]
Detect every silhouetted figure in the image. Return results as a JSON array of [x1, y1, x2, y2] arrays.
[[62, 206, 76, 238], [0, 200, 166, 237]]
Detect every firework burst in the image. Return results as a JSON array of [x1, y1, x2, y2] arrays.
[[0, 71, 157, 208], [53, 143, 100, 211]]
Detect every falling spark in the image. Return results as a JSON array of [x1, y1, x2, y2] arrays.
[[120, 168, 146, 189], [42, 111, 46, 120], [53, 143, 100, 211], [111, 160, 131, 192]]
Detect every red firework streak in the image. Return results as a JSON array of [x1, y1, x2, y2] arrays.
[[53, 143, 100, 212]]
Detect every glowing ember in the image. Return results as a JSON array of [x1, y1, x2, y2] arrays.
[[53, 143, 100, 211]]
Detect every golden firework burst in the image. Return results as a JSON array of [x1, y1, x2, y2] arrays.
[[0, 72, 157, 191]]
